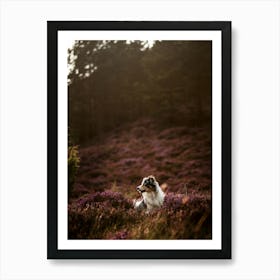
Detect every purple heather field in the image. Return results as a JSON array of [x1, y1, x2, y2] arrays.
[[68, 119, 212, 239]]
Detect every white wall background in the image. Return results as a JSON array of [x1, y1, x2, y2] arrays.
[[0, 0, 279, 279]]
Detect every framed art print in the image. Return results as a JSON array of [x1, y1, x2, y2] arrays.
[[47, 21, 231, 259]]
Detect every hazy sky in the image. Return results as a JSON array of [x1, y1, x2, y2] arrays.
[[67, 40, 155, 76]]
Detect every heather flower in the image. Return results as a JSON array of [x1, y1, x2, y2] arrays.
[[111, 230, 129, 240], [75, 190, 132, 210]]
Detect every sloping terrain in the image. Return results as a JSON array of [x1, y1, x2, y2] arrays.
[[69, 119, 212, 239]]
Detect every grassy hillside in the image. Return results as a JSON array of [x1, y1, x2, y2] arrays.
[[68, 119, 212, 239]]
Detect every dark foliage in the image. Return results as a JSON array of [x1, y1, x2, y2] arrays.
[[68, 40, 211, 144], [68, 145, 80, 196]]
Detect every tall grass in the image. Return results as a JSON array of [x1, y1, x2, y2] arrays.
[[68, 190, 211, 239]]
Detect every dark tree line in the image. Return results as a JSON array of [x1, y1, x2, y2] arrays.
[[68, 40, 212, 144]]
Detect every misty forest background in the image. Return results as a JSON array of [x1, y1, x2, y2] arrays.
[[68, 40, 212, 239]]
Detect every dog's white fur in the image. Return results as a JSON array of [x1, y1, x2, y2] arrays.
[[133, 175, 165, 212]]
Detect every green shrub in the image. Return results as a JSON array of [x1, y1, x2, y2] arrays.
[[68, 145, 80, 196]]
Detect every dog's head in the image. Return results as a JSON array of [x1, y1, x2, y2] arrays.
[[136, 175, 158, 193]]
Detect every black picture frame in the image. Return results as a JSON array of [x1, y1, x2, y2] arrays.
[[47, 21, 231, 259]]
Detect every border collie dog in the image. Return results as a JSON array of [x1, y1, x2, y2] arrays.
[[133, 175, 165, 212]]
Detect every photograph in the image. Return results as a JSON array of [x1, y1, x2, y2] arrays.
[[67, 39, 212, 240], [48, 21, 231, 259]]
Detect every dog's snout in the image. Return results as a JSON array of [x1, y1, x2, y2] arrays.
[[136, 185, 144, 193]]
